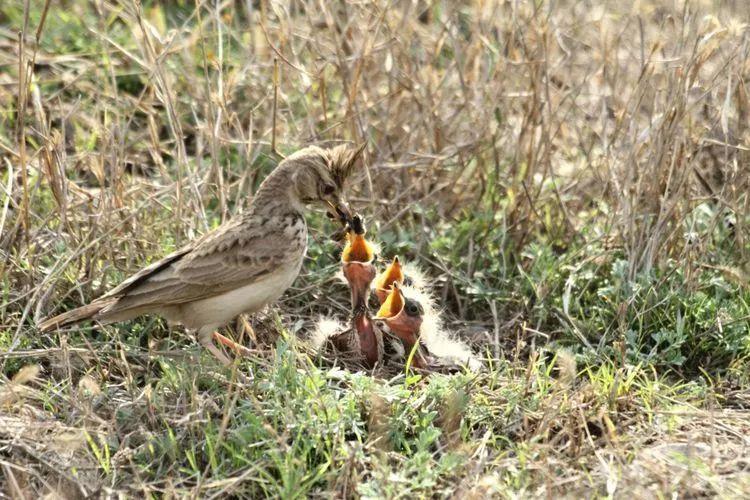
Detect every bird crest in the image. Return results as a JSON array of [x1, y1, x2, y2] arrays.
[[327, 142, 366, 188]]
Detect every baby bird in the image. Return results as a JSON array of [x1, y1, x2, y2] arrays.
[[310, 214, 384, 368], [375, 283, 481, 372], [309, 315, 383, 369], [374, 256, 403, 304], [39, 144, 365, 366], [341, 215, 377, 311], [374, 282, 430, 369], [334, 215, 382, 367], [312, 269, 480, 372]]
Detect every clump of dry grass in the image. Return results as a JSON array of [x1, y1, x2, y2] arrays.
[[2, 1, 749, 326], [2, 0, 750, 497]]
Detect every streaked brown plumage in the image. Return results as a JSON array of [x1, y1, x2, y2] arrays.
[[39, 144, 364, 365]]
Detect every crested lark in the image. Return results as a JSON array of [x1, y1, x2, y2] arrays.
[[39, 144, 365, 365]]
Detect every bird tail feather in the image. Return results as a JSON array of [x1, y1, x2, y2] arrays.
[[38, 298, 117, 332]]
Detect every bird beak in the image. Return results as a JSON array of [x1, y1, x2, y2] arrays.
[[375, 281, 404, 320], [326, 198, 352, 227], [342, 230, 374, 264], [375, 256, 404, 305]]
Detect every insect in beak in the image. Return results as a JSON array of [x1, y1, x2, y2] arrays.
[[326, 200, 353, 227]]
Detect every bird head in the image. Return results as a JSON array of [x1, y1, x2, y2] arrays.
[[341, 214, 376, 310], [288, 143, 365, 223], [342, 215, 375, 263], [374, 282, 424, 343]]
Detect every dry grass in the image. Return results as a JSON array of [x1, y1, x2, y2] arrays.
[[2, 0, 750, 497]]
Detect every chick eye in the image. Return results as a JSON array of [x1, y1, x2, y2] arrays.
[[322, 184, 336, 196], [405, 301, 420, 316]]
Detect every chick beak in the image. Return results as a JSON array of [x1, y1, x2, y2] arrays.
[[375, 256, 404, 305]]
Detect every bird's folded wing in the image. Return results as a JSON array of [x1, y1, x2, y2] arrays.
[[102, 220, 300, 314]]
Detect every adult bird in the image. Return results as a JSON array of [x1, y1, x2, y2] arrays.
[[39, 144, 365, 366]]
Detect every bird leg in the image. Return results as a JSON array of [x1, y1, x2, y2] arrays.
[[198, 330, 233, 367], [195, 330, 255, 385], [212, 331, 255, 357]]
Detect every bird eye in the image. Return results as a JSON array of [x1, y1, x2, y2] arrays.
[[405, 301, 421, 316], [322, 184, 336, 196]]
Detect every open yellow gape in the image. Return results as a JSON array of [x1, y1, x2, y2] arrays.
[[376, 282, 405, 319], [341, 215, 375, 263], [375, 256, 404, 304], [342, 231, 375, 263]]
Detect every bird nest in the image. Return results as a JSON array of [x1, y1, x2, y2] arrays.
[[307, 214, 480, 375]]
